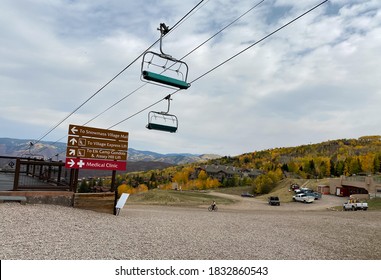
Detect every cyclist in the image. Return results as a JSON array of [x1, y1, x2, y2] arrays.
[[211, 200, 216, 210]]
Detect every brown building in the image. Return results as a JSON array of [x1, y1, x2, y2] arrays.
[[193, 165, 263, 182], [330, 175, 381, 199]]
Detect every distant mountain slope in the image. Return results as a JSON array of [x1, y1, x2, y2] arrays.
[[210, 135, 381, 178], [0, 138, 221, 165]]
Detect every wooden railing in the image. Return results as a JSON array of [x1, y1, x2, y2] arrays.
[[0, 156, 76, 191]]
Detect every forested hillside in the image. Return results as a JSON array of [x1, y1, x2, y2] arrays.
[[214, 135, 381, 178], [114, 136, 381, 196]]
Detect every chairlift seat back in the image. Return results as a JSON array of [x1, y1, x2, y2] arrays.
[[146, 111, 178, 133], [141, 51, 190, 90]]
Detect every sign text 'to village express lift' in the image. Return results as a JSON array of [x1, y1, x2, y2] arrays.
[[141, 23, 191, 133]]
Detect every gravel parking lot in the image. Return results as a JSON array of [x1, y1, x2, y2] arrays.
[[1, 195, 380, 260]]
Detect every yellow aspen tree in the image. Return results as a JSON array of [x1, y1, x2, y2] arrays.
[[118, 184, 135, 196], [136, 184, 148, 193], [206, 178, 220, 189], [359, 153, 375, 174], [197, 170, 208, 181]]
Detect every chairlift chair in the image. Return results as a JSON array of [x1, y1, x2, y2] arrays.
[[141, 23, 191, 90], [146, 94, 178, 133], [146, 111, 178, 133]]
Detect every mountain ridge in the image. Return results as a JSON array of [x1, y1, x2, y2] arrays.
[[0, 137, 221, 165]]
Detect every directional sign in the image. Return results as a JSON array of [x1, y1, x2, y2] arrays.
[[68, 137, 78, 146], [68, 124, 128, 142], [65, 158, 127, 171], [66, 147, 127, 161], [67, 137, 128, 151], [65, 124, 129, 171]]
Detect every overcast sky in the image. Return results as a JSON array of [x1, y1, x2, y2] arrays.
[[0, 0, 380, 156]]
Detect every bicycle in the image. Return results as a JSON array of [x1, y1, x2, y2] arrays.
[[208, 205, 218, 211]]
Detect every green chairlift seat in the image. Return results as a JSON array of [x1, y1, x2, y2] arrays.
[[146, 111, 178, 133], [142, 71, 190, 90], [146, 123, 177, 133]]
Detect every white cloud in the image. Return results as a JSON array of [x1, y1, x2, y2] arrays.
[[1, 0, 380, 156]]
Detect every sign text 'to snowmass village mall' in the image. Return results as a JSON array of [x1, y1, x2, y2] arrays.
[[65, 124, 129, 171]]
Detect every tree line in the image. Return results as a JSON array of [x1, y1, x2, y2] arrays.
[[80, 136, 381, 196]]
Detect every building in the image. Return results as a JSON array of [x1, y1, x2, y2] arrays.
[[330, 175, 381, 199], [193, 165, 263, 182]]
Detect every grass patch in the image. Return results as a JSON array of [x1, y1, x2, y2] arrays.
[[214, 181, 302, 202], [213, 186, 253, 196], [368, 197, 381, 210], [212, 185, 295, 203], [258, 190, 294, 203], [255, 179, 304, 202], [127, 188, 235, 207]]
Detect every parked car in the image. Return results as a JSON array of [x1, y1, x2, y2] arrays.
[[294, 189, 303, 194], [241, 192, 255, 197], [343, 199, 368, 211], [295, 188, 322, 200], [293, 193, 315, 203], [306, 192, 322, 200], [268, 196, 280, 206]]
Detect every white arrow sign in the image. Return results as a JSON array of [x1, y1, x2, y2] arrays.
[[69, 138, 77, 145], [68, 159, 75, 168], [71, 126, 78, 134], [69, 149, 76, 156]]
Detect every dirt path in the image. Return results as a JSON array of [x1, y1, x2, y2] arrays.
[[1, 201, 380, 260], [208, 191, 349, 211]]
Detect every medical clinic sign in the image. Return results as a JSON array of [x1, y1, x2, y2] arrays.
[[65, 124, 128, 171]]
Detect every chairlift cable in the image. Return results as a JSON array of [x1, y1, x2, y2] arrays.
[[81, 0, 215, 126], [109, 0, 329, 129], [22, 0, 326, 156], [108, 99, 164, 129], [83, 84, 147, 126], [29, 0, 206, 148], [92, 0, 268, 127], [31, 0, 262, 150], [31, 40, 158, 148], [189, 0, 329, 85], [179, 0, 266, 62], [140, 0, 267, 90], [81, 0, 214, 127], [18, 0, 207, 157]]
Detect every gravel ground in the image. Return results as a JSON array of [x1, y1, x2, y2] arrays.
[[1, 195, 380, 260]]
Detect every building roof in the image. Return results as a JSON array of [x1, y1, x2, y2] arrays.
[[199, 165, 263, 177]]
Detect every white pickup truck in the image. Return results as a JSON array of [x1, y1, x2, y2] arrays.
[[293, 193, 315, 203], [343, 200, 368, 211]]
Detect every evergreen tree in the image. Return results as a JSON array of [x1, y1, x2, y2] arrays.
[[78, 180, 90, 193]]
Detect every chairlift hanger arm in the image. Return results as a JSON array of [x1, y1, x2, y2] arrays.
[[158, 23, 170, 35], [163, 94, 172, 114], [157, 23, 172, 59]]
